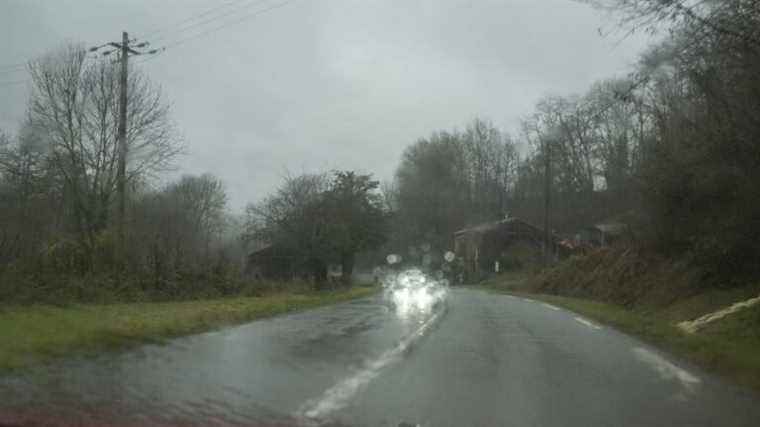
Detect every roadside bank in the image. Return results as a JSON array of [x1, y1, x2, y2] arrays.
[[480, 249, 760, 393]]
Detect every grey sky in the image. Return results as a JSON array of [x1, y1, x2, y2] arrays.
[[1, 0, 652, 212]]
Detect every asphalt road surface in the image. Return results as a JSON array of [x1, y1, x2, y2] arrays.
[[2, 288, 760, 426]]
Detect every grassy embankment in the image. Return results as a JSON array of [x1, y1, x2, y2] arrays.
[[0, 285, 377, 372], [481, 249, 760, 393]]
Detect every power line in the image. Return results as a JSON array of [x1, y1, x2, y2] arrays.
[[0, 44, 122, 72], [133, 49, 166, 65], [132, 0, 296, 68], [151, 0, 272, 45], [1, 0, 297, 73], [0, 67, 27, 76], [0, 79, 29, 88], [0, 62, 27, 72], [162, 0, 297, 50], [0, 4, 155, 71], [129, 0, 281, 65], [137, 0, 254, 41]]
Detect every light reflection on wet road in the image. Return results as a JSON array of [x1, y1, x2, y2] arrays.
[[2, 289, 760, 426]]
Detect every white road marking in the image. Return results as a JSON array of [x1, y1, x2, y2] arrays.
[[542, 303, 561, 311], [297, 309, 443, 421], [574, 316, 602, 330], [633, 347, 701, 393]]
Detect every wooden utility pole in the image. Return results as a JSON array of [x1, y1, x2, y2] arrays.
[[543, 133, 552, 265], [89, 32, 160, 271], [116, 31, 129, 257]]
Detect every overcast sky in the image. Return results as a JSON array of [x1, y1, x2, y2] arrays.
[[1, 0, 653, 212]]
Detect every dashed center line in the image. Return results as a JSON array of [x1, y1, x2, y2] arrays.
[[574, 316, 602, 330], [541, 303, 561, 311]]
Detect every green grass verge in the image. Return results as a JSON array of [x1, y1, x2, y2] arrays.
[[0, 286, 378, 372], [481, 283, 760, 394]]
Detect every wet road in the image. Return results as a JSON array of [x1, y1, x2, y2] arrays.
[[2, 288, 760, 426]]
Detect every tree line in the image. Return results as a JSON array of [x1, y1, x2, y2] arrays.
[[0, 44, 388, 303], [243, 171, 386, 286], [2, 0, 757, 302], [386, 119, 519, 253], [0, 45, 247, 303], [388, 0, 760, 283]]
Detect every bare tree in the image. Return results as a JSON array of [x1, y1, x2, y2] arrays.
[[392, 120, 520, 250], [26, 44, 182, 266], [170, 174, 228, 253], [0, 126, 58, 264], [130, 174, 228, 289]]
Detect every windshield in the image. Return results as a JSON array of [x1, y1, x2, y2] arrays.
[[2, 1, 760, 426]]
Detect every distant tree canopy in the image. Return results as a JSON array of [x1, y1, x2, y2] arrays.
[[130, 174, 230, 292], [512, 78, 646, 233], [386, 0, 760, 282], [244, 170, 387, 284], [0, 44, 242, 303], [388, 111, 641, 254], [391, 119, 519, 252], [594, 0, 760, 278]]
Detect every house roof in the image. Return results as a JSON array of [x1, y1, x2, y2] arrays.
[[453, 220, 503, 236], [454, 217, 554, 239]]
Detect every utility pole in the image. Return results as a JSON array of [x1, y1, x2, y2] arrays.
[[543, 132, 552, 266], [116, 31, 129, 259], [89, 32, 161, 271]]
